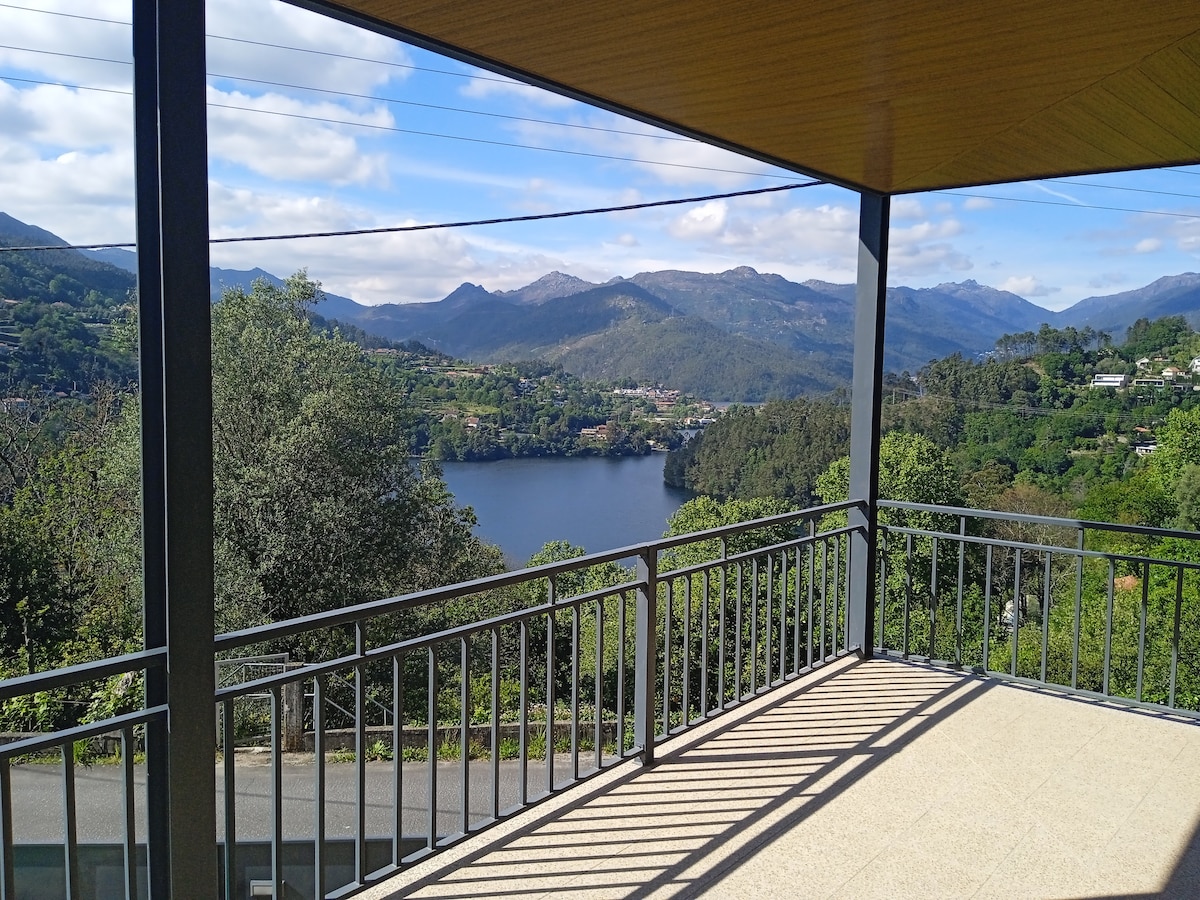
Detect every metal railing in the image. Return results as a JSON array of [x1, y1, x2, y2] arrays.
[[0, 501, 857, 900], [876, 501, 1200, 715], [0, 650, 167, 900]]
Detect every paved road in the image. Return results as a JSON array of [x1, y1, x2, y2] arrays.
[[9, 754, 595, 843]]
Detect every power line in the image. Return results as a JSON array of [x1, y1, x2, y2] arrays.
[[1052, 178, 1200, 202], [942, 191, 1200, 220], [207, 102, 795, 178], [0, 180, 820, 253], [0, 3, 125, 25], [1, 71, 691, 143], [209, 74, 691, 142], [206, 34, 517, 86], [0, 42, 129, 66], [0, 3, 525, 86]]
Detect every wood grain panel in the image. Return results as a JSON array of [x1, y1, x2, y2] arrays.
[[331, 0, 1200, 192]]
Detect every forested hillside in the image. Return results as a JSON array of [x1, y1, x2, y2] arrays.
[[668, 316, 1200, 526]]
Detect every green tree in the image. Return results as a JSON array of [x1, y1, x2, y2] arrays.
[[211, 274, 500, 657]]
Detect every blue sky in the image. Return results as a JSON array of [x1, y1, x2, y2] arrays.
[[1, 0, 1198, 310]]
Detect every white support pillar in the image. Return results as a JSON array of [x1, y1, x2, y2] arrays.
[[846, 193, 890, 657]]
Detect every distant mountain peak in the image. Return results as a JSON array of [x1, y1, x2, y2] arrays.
[[499, 271, 597, 305]]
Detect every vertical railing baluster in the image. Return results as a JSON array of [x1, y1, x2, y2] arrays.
[[735, 561, 744, 701], [1072, 528, 1084, 689], [222, 698, 236, 900], [1171, 567, 1183, 708], [490, 631, 500, 818], [356, 624, 368, 881], [634, 547, 659, 765], [0, 758, 14, 900], [794, 544, 803, 673], [956, 517, 966, 667], [751, 558, 760, 691], [571, 603, 580, 779], [764, 553, 773, 687], [820, 539, 828, 662], [270, 686, 284, 898], [595, 599, 604, 770], [62, 741, 79, 900], [982, 545, 993, 673], [1041, 552, 1052, 684], [662, 580, 672, 735], [427, 646, 438, 851], [1011, 550, 1022, 676], [807, 522, 815, 668], [1137, 560, 1150, 702], [701, 569, 710, 716], [616, 593, 626, 755], [314, 675, 327, 896], [929, 536, 939, 661], [780, 548, 789, 681], [1103, 560, 1115, 696], [903, 533, 912, 657], [121, 727, 137, 900], [719, 540, 729, 708], [460, 637, 470, 835], [718, 559, 728, 709], [519, 620, 529, 804], [877, 529, 887, 652], [835, 535, 844, 657], [391, 659, 402, 865], [546, 609, 556, 795], [682, 577, 691, 724]]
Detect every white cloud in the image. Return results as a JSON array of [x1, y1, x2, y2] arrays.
[[668, 201, 728, 239], [0, 2, 132, 89], [999, 275, 1059, 298], [962, 196, 993, 211], [1134, 237, 1162, 254], [206, 0, 412, 94], [891, 198, 925, 220], [206, 87, 391, 185]]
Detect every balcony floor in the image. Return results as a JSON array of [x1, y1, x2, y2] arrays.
[[361, 655, 1200, 899]]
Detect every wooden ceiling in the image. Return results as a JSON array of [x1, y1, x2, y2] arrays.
[[310, 0, 1200, 194]]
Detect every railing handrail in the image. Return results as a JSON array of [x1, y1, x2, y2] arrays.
[[214, 579, 641, 702], [879, 499, 1200, 542], [879, 522, 1200, 572], [0, 705, 168, 760], [214, 499, 863, 653], [0, 648, 166, 703]]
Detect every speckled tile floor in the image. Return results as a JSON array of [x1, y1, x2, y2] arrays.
[[358, 655, 1200, 900]]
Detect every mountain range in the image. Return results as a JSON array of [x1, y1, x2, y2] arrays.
[[3, 212, 1200, 401]]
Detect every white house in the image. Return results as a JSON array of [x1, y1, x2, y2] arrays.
[[1090, 373, 1129, 389]]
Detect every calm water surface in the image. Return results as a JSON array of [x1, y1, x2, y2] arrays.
[[440, 454, 693, 567]]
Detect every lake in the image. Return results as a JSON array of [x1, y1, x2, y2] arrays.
[[439, 454, 694, 567]]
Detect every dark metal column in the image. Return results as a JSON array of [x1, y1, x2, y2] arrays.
[[133, 0, 215, 894], [132, 1, 168, 895], [846, 193, 890, 657]]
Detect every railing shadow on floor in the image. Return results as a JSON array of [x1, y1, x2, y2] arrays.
[[377, 655, 996, 899]]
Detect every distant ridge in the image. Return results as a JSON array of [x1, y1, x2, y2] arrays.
[[5, 211, 1200, 399]]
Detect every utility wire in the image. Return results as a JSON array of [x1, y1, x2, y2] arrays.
[[208, 74, 692, 141], [1, 71, 691, 143], [0, 3, 125, 25], [0, 180, 819, 253], [941, 192, 1200, 220], [0, 3, 527, 85], [207, 102, 795, 178]]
